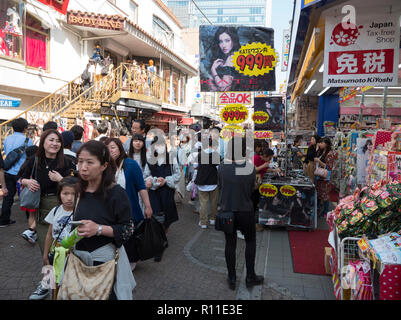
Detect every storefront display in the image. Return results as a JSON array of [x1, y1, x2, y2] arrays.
[[258, 171, 317, 229]]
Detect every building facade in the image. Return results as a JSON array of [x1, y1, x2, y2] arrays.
[[0, 0, 196, 133]]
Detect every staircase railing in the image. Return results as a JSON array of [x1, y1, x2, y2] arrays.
[[0, 62, 163, 147]]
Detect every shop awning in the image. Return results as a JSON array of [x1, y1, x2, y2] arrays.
[[290, 23, 325, 103], [0, 94, 21, 107], [156, 111, 185, 118]]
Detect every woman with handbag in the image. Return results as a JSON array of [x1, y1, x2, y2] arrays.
[[303, 135, 321, 180], [57, 140, 135, 300], [218, 137, 264, 291], [143, 135, 181, 262], [29, 176, 78, 300], [314, 137, 335, 217], [105, 137, 153, 269], [20, 129, 75, 251]]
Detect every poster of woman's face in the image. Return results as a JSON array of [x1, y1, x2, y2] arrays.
[[356, 138, 372, 185], [253, 97, 284, 132], [199, 25, 276, 92]]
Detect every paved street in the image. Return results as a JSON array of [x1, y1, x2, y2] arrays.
[[0, 195, 334, 300]]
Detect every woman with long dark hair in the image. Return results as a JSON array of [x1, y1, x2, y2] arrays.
[[20, 129, 75, 251], [304, 134, 321, 180], [69, 140, 135, 300], [128, 133, 147, 171], [143, 135, 181, 262], [208, 27, 241, 91], [314, 137, 335, 217]]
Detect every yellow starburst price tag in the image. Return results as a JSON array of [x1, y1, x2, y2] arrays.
[[220, 105, 248, 125], [252, 111, 269, 124], [233, 42, 278, 77]]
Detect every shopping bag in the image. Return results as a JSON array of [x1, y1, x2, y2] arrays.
[[133, 217, 167, 261]]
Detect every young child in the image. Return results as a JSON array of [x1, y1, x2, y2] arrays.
[[29, 176, 78, 300]]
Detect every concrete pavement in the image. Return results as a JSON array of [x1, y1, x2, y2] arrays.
[[0, 195, 334, 300]]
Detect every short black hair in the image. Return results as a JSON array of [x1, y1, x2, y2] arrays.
[[294, 135, 303, 144], [70, 125, 84, 140], [56, 176, 79, 205], [260, 148, 274, 158], [43, 121, 58, 131], [133, 119, 146, 131], [11, 118, 29, 133], [97, 121, 109, 134]]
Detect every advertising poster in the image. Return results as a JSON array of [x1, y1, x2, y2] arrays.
[[258, 184, 316, 228], [199, 26, 277, 92], [217, 91, 252, 106], [253, 96, 284, 136], [323, 9, 400, 87], [281, 29, 290, 72]]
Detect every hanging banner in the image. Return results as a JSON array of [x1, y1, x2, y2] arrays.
[[220, 105, 248, 125], [217, 92, 252, 106], [323, 9, 400, 87], [301, 0, 322, 9], [282, 29, 290, 72], [253, 96, 284, 133], [199, 26, 277, 92], [339, 87, 358, 103]]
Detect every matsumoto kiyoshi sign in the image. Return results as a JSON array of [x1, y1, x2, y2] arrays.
[[199, 26, 277, 92], [323, 9, 400, 87]]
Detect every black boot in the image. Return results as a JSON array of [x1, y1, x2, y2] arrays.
[[245, 274, 264, 288], [227, 276, 236, 291], [154, 250, 164, 262]]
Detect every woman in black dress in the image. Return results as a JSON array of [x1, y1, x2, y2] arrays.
[[143, 136, 181, 262], [303, 134, 321, 180]]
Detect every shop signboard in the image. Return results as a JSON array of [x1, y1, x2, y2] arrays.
[[253, 96, 284, 134], [67, 11, 125, 31], [323, 9, 400, 87], [0, 94, 20, 107], [339, 87, 358, 103], [220, 124, 244, 141], [281, 29, 290, 72], [301, 0, 321, 9], [36, 0, 70, 15], [217, 92, 252, 106], [220, 105, 248, 125], [199, 26, 277, 92]]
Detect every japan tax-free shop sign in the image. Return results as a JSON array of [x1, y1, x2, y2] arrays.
[[323, 5, 400, 87]]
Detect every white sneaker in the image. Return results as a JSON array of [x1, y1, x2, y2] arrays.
[[29, 282, 49, 300], [198, 221, 207, 229], [209, 219, 215, 225], [22, 229, 37, 244], [237, 230, 245, 240]]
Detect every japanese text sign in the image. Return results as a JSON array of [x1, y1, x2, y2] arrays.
[[323, 10, 400, 87], [217, 92, 252, 106], [220, 105, 248, 125]]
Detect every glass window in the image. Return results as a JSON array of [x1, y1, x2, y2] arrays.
[[25, 13, 49, 70], [162, 67, 171, 104], [153, 15, 174, 48], [0, 0, 24, 61], [129, 1, 138, 23], [171, 71, 179, 106], [179, 74, 186, 105]]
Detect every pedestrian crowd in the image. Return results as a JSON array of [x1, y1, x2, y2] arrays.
[[0, 117, 281, 300]]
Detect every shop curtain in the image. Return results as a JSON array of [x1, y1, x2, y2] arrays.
[[25, 29, 46, 69]]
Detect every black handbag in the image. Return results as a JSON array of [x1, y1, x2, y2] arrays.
[[215, 211, 235, 234], [3, 138, 28, 170], [133, 217, 167, 261]]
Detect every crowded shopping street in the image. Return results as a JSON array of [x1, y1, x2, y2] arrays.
[[0, 0, 401, 309]]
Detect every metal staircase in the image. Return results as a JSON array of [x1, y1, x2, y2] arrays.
[[0, 63, 162, 147]]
